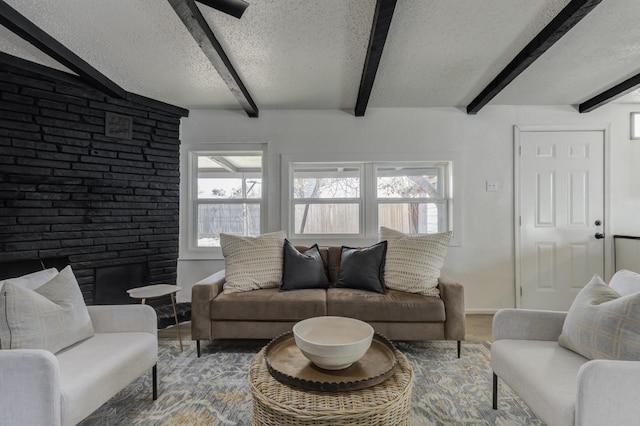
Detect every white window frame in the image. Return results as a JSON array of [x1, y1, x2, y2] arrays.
[[282, 152, 461, 247], [181, 143, 267, 259]]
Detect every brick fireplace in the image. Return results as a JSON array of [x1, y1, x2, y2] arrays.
[[0, 57, 187, 308]]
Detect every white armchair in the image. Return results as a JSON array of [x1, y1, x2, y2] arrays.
[[491, 308, 640, 426], [0, 304, 158, 426]]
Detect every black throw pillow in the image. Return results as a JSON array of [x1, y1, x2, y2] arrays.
[[334, 241, 387, 294], [280, 239, 330, 291]]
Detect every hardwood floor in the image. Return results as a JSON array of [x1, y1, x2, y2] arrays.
[[465, 314, 493, 342], [158, 314, 495, 342]]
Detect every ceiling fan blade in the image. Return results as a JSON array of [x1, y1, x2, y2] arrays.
[[195, 0, 249, 19]]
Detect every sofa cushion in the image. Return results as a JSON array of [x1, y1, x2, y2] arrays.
[[327, 288, 445, 322], [334, 242, 387, 294], [221, 231, 286, 294], [609, 269, 640, 296], [211, 288, 327, 321], [380, 227, 451, 297], [0, 265, 94, 353], [281, 240, 329, 291], [558, 274, 640, 360], [492, 339, 586, 426]]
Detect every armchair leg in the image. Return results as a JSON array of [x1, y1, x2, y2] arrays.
[[457, 340, 461, 358], [492, 372, 498, 409], [152, 364, 158, 401], [197, 340, 201, 358]]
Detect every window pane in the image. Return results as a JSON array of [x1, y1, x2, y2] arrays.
[[294, 203, 359, 234], [197, 203, 260, 247], [197, 178, 243, 199], [246, 178, 262, 199], [377, 169, 442, 198], [293, 168, 360, 199], [378, 202, 447, 234]]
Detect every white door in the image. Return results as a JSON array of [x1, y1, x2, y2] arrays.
[[517, 130, 605, 310]]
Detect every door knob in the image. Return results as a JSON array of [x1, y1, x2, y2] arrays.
[[595, 233, 605, 239]]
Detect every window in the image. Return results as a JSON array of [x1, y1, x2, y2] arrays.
[[292, 164, 363, 235], [190, 150, 264, 249], [288, 161, 453, 239], [375, 165, 449, 234]]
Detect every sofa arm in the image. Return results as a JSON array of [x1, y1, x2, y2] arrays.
[[191, 270, 225, 341], [576, 360, 640, 425], [0, 349, 61, 426], [492, 308, 566, 342], [439, 276, 466, 340], [88, 304, 157, 336]]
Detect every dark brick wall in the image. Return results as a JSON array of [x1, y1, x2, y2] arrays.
[[0, 63, 183, 304]]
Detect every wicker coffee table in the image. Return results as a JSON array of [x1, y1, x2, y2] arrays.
[[249, 346, 414, 426]]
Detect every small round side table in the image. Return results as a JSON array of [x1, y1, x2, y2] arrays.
[[127, 284, 183, 351], [249, 347, 413, 426]]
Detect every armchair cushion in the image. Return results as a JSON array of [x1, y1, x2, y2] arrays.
[[558, 274, 640, 360], [609, 269, 640, 296], [0, 266, 93, 353]]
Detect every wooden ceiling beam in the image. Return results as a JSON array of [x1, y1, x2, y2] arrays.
[[579, 72, 640, 113], [354, 0, 398, 117], [0, 0, 127, 100], [466, 0, 603, 115], [196, 0, 249, 19], [168, 0, 259, 117]]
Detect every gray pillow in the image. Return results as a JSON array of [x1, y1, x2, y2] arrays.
[[558, 274, 640, 361], [280, 240, 329, 291], [334, 241, 387, 294]]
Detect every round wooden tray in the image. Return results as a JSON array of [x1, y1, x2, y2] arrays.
[[264, 331, 397, 391]]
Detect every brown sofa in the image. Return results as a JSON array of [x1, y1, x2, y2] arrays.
[[191, 246, 466, 357]]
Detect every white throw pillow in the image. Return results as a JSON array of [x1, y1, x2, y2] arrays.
[[0, 267, 59, 292], [558, 274, 640, 361], [609, 269, 640, 296], [379, 227, 452, 297], [221, 231, 286, 294], [0, 265, 94, 353]]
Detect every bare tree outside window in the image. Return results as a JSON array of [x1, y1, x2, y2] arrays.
[[290, 162, 451, 238]]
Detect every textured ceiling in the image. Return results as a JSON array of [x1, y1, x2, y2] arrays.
[[1, 0, 639, 112]]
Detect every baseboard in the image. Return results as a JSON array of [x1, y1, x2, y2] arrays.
[[465, 309, 499, 315]]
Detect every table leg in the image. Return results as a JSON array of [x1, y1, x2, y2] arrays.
[[171, 293, 183, 351]]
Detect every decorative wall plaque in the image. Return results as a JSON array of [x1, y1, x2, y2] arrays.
[[105, 112, 133, 140]]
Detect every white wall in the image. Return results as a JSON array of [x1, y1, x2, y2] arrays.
[[176, 105, 640, 311]]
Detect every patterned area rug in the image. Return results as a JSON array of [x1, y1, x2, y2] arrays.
[[79, 339, 542, 425]]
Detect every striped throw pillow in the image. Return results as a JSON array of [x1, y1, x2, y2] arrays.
[[221, 231, 286, 294], [380, 227, 451, 297]]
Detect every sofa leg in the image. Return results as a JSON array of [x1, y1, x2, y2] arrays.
[[492, 372, 498, 409], [457, 340, 461, 358], [152, 364, 158, 401], [197, 340, 201, 358]]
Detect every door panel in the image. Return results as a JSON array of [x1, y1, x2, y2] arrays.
[[518, 130, 604, 310]]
